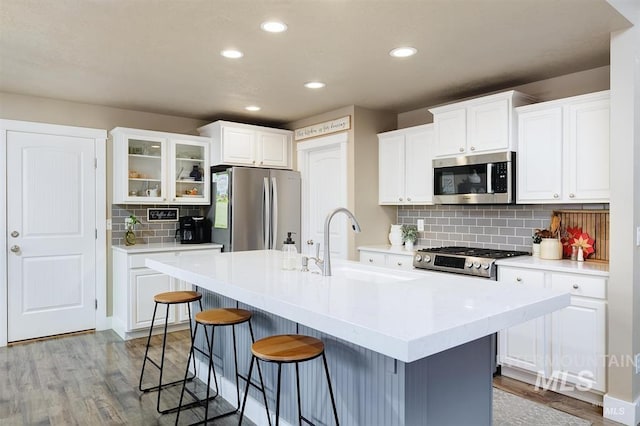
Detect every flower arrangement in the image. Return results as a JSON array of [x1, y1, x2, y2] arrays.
[[125, 214, 139, 246]]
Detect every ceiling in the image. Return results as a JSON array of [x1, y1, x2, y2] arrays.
[[0, 0, 631, 126]]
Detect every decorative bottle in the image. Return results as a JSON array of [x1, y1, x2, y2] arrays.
[[389, 224, 403, 246], [189, 165, 202, 181], [282, 232, 298, 270]]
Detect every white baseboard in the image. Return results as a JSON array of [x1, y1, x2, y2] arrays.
[[110, 319, 189, 341], [603, 393, 640, 426], [193, 358, 292, 426]]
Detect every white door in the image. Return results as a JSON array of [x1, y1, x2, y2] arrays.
[[297, 133, 348, 260], [7, 131, 97, 342]]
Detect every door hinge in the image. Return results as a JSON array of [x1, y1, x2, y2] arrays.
[[95, 299, 98, 310], [94, 158, 97, 169], [95, 229, 98, 239]]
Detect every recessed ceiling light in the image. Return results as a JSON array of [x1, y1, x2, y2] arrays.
[[245, 105, 261, 112], [221, 49, 244, 59], [304, 81, 326, 89], [261, 21, 288, 33], [389, 47, 417, 58]]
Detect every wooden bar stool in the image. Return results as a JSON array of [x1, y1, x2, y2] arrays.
[[139, 290, 204, 414], [239, 334, 340, 426], [175, 308, 271, 426]]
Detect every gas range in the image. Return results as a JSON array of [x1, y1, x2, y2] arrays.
[[412, 246, 530, 280]]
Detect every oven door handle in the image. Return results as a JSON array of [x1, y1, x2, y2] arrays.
[[487, 163, 494, 194]]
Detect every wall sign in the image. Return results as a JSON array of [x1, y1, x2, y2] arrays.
[[147, 208, 179, 222], [294, 116, 351, 141]]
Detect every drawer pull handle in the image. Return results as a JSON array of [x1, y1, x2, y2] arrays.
[[516, 277, 522, 282], [397, 262, 402, 266], [369, 258, 373, 263], [572, 284, 579, 289]]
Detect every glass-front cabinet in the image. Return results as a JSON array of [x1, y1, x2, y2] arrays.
[[111, 128, 210, 205]]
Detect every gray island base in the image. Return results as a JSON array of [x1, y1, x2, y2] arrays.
[[197, 290, 492, 426]]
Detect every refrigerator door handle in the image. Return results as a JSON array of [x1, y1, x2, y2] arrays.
[[263, 177, 270, 249], [271, 176, 278, 249]]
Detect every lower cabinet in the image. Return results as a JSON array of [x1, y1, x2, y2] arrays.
[[359, 249, 414, 270], [498, 266, 607, 394], [112, 246, 221, 339]]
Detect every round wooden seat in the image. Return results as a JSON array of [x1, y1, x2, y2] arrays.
[[195, 308, 252, 326], [251, 334, 324, 363], [153, 290, 202, 304]]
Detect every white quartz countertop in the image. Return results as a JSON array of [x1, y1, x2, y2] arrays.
[[112, 242, 223, 254], [496, 256, 609, 277], [146, 250, 569, 363], [357, 245, 422, 255]]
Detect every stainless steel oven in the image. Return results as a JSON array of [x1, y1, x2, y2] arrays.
[[433, 151, 515, 204]]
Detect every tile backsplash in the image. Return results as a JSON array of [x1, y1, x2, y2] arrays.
[[112, 205, 204, 246], [397, 203, 609, 253]]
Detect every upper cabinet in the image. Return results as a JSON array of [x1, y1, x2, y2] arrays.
[[516, 91, 610, 204], [429, 91, 535, 158], [112, 127, 211, 205], [198, 120, 293, 169], [378, 124, 435, 205]]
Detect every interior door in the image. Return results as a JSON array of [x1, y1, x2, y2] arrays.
[[298, 134, 348, 259], [7, 131, 96, 342]]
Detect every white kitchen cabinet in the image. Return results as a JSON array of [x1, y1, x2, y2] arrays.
[[111, 127, 211, 205], [359, 249, 414, 270], [198, 120, 292, 169], [430, 91, 534, 158], [498, 265, 607, 397], [498, 267, 548, 375], [516, 91, 610, 204], [378, 124, 434, 205], [112, 245, 221, 340]]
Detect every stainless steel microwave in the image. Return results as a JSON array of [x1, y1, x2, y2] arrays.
[[433, 152, 515, 204]]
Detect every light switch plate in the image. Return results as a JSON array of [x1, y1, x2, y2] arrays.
[[106, 219, 112, 230], [417, 219, 425, 232], [635, 353, 640, 375]]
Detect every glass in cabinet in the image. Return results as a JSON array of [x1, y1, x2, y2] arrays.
[[125, 135, 166, 203], [170, 139, 210, 204]]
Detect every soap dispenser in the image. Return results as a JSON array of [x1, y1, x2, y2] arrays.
[[282, 232, 298, 270]]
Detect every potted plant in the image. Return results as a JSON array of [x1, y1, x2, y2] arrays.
[[124, 214, 139, 246], [401, 224, 418, 251], [531, 230, 543, 257]]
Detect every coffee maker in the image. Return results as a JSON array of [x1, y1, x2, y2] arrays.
[[176, 216, 211, 244]]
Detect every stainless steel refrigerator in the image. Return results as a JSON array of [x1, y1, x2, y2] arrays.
[[207, 167, 301, 252]]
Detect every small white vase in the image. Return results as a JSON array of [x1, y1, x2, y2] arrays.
[[389, 224, 403, 246], [405, 241, 415, 251], [532, 243, 541, 257]]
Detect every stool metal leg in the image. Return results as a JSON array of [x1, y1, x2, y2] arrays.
[[248, 323, 271, 426], [295, 362, 302, 426], [322, 352, 340, 426], [239, 355, 256, 425], [275, 363, 282, 426], [139, 301, 159, 392], [156, 302, 171, 413]]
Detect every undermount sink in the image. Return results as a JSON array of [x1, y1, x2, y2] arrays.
[[329, 263, 423, 284]]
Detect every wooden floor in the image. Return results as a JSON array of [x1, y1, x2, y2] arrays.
[[0, 329, 254, 425], [493, 375, 619, 426], [0, 329, 616, 426]]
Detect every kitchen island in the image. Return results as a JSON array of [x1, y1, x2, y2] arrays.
[[147, 250, 569, 426]]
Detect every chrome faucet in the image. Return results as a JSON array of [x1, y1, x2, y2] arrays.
[[315, 207, 362, 276]]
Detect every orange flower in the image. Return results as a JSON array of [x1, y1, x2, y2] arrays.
[[571, 232, 595, 256]]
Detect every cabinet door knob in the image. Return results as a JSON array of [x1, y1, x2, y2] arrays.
[[516, 277, 522, 282], [553, 193, 559, 199], [397, 262, 402, 266], [470, 146, 475, 151], [459, 147, 465, 152], [399, 197, 403, 201], [407, 197, 412, 202], [572, 284, 579, 289], [569, 193, 575, 198], [369, 258, 373, 263], [260, 161, 263, 165], [11, 230, 19, 238], [10, 245, 20, 253]]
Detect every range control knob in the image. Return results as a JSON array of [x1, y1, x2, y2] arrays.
[[465, 262, 473, 268], [473, 261, 481, 269], [415, 255, 422, 262], [482, 263, 490, 270], [423, 255, 431, 263]]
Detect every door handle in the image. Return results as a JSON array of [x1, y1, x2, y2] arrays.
[[10, 245, 20, 253], [11, 231, 19, 238], [307, 240, 314, 245]]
